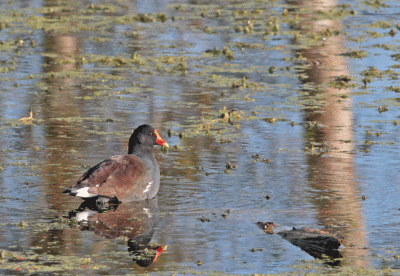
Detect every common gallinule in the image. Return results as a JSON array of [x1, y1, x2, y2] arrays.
[[63, 124, 168, 203]]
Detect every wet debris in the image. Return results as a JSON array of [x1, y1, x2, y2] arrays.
[[364, 139, 375, 145], [219, 138, 232, 144], [200, 216, 210, 222], [220, 108, 241, 125], [231, 77, 248, 89], [222, 46, 233, 60], [391, 53, 400, 61], [388, 86, 400, 93], [252, 155, 259, 162], [205, 46, 220, 55], [364, 0, 389, 8], [264, 117, 277, 124], [362, 66, 383, 78], [173, 57, 187, 73], [361, 77, 371, 87], [244, 94, 255, 102], [361, 67, 398, 87], [257, 221, 276, 234], [251, 154, 271, 163], [225, 161, 237, 170], [203, 26, 211, 33], [234, 20, 255, 34], [161, 143, 169, 153], [378, 105, 388, 113], [18, 108, 33, 124], [179, 132, 186, 139], [221, 209, 231, 218], [305, 121, 324, 129], [304, 143, 330, 155], [268, 66, 276, 74], [235, 42, 261, 50], [329, 75, 356, 89], [205, 46, 234, 60], [131, 244, 165, 267], [19, 221, 27, 229], [171, 145, 180, 151], [132, 13, 160, 23]]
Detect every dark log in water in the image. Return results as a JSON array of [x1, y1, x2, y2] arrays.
[[277, 227, 343, 265]]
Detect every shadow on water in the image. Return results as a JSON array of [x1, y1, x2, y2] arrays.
[[67, 199, 163, 268]]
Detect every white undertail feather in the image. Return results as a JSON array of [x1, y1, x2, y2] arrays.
[[74, 187, 96, 198]]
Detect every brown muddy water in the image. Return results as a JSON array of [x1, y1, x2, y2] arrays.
[[0, 0, 400, 275]]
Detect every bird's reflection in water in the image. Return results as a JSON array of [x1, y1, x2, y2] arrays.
[[68, 199, 163, 267]]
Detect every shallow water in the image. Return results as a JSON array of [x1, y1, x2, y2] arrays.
[[0, 0, 400, 274]]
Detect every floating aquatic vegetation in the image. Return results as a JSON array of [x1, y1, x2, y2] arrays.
[[342, 50, 368, 59]]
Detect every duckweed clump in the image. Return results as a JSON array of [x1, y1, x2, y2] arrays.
[[342, 50, 368, 59], [329, 75, 357, 89]]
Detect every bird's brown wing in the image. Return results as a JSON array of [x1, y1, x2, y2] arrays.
[[77, 155, 153, 201]]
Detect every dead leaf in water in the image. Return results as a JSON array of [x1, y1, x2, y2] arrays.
[[18, 109, 33, 124]]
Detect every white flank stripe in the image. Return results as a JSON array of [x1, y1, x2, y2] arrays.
[[143, 181, 153, 193]]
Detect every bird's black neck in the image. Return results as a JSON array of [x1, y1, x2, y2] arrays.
[[128, 143, 153, 156]]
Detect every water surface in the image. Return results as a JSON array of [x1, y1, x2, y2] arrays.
[[0, 0, 400, 274]]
